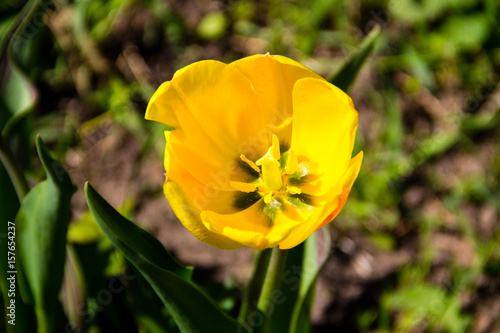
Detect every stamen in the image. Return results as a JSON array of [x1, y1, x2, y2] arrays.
[[286, 150, 298, 175], [230, 181, 256, 193], [286, 186, 302, 195], [264, 191, 274, 204], [271, 134, 280, 161], [240, 154, 261, 173]]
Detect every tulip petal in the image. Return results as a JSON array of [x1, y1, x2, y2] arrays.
[[276, 207, 332, 250], [164, 133, 241, 214], [145, 81, 180, 128], [163, 133, 242, 250], [291, 77, 359, 196], [201, 200, 271, 250], [230, 54, 323, 145], [164, 180, 242, 250], [277, 152, 363, 249], [146, 60, 270, 190], [202, 199, 314, 250], [315, 151, 363, 230], [264, 201, 307, 247]]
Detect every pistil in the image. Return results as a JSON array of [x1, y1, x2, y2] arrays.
[[256, 135, 283, 191]]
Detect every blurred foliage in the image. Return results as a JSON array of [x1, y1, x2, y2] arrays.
[[1, 0, 500, 332]]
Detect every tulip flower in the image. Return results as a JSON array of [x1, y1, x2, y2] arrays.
[[146, 54, 362, 250]]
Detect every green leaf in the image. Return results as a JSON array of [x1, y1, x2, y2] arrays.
[[85, 183, 249, 333], [15, 135, 76, 333], [0, 64, 36, 135], [289, 227, 331, 333], [0, 0, 45, 136], [0, 163, 36, 333], [329, 26, 380, 92], [84, 182, 191, 281]]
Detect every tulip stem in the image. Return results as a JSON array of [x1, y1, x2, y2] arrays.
[[239, 248, 272, 324], [255, 247, 289, 332]]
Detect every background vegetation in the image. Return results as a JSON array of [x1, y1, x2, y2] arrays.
[[1, 0, 499, 332]]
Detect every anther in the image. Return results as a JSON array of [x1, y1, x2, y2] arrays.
[[286, 150, 298, 175], [240, 154, 261, 173], [286, 186, 302, 195], [230, 181, 257, 193]]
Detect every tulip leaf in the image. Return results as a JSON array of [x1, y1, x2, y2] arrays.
[[84, 183, 192, 281], [329, 26, 381, 92], [15, 135, 76, 332], [0, 163, 37, 333], [85, 183, 249, 333], [0, 0, 42, 137], [289, 228, 331, 333], [0, 4, 42, 326], [0, 64, 36, 136]]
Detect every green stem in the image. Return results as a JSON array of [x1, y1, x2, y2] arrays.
[[0, 134, 29, 201], [239, 248, 272, 323], [36, 306, 53, 333], [255, 247, 289, 332]]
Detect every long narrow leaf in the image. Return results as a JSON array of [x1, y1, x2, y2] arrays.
[[84, 182, 191, 281], [289, 228, 331, 333], [15, 135, 76, 333], [85, 182, 249, 333], [329, 26, 381, 92], [0, 163, 36, 333]]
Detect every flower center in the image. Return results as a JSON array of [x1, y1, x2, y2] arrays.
[[230, 134, 303, 205]]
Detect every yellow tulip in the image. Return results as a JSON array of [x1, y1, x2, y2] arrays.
[[145, 54, 363, 250]]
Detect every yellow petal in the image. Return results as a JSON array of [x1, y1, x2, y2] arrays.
[[219, 227, 268, 250], [291, 77, 359, 196], [145, 81, 180, 128], [163, 133, 243, 250], [200, 200, 272, 250], [315, 151, 363, 229], [276, 204, 333, 250], [264, 201, 307, 247], [164, 132, 239, 214], [277, 152, 363, 249], [230, 54, 323, 145], [148, 60, 270, 190], [201, 198, 313, 249], [164, 180, 242, 250]]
